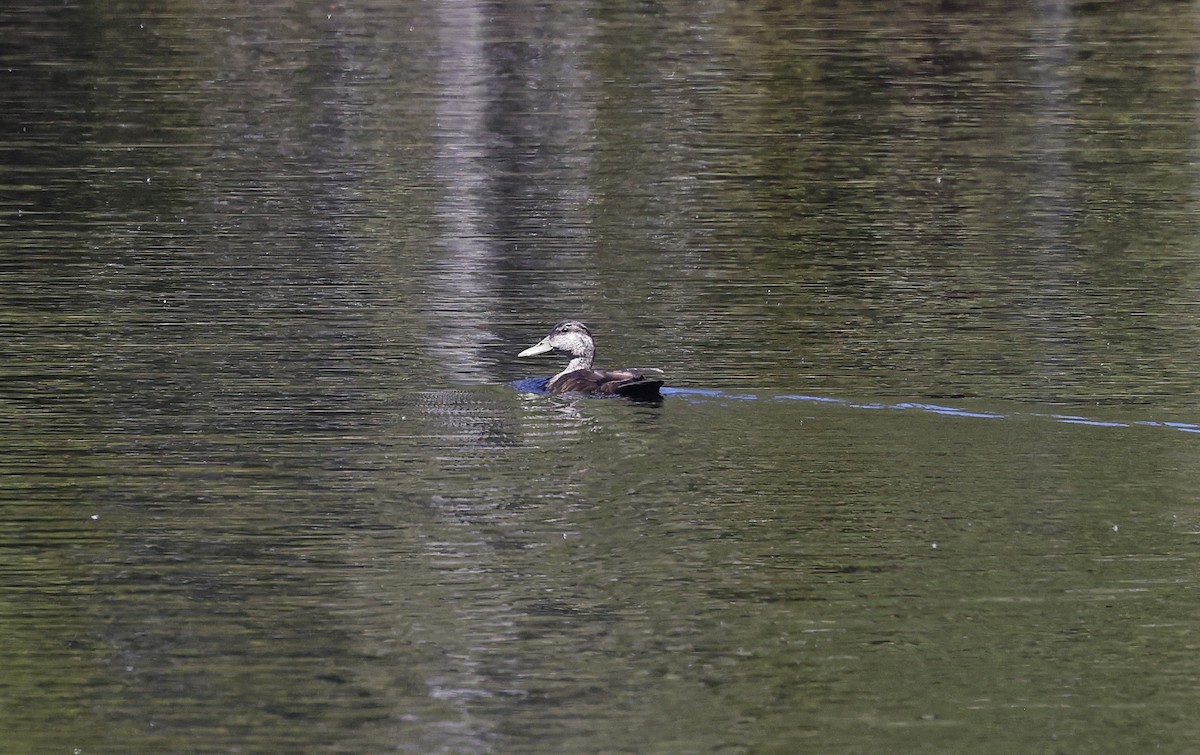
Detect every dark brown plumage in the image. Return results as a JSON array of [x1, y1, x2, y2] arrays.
[[518, 320, 664, 400], [550, 367, 664, 400]]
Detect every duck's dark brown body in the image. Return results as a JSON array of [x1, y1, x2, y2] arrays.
[[549, 368, 664, 400], [519, 320, 665, 400]]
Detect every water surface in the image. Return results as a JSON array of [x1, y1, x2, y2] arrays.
[[4, 0, 1200, 752]]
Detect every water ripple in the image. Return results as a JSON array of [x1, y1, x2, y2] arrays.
[[518, 380, 1199, 435]]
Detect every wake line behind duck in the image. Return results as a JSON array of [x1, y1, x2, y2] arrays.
[[518, 320, 664, 401]]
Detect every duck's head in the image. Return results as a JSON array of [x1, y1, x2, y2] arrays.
[[518, 320, 595, 360]]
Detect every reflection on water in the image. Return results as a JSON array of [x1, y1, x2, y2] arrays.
[[5, 0, 1200, 751]]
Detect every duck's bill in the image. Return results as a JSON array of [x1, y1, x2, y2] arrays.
[[518, 339, 554, 357]]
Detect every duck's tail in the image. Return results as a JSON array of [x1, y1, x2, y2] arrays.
[[613, 378, 664, 401]]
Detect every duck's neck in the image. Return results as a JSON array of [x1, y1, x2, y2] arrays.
[[554, 349, 594, 379]]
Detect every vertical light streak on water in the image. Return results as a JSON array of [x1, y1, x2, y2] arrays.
[[429, 0, 500, 382]]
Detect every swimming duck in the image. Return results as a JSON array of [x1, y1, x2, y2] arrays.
[[518, 320, 664, 400]]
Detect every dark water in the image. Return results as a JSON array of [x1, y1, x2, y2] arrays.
[[5, 0, 1200, 752]]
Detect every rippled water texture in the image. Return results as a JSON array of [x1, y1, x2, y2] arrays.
[[5, 0, 1200, 752]]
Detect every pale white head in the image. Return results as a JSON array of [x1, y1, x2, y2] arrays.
[[518, 320, 596, 373]]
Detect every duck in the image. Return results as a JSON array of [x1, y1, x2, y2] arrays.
[[518, 320, 664, 400]]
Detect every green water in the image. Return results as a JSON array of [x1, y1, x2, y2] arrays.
[[4, 0, 1200, 752]]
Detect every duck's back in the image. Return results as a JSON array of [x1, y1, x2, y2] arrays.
[[549, 368, 663, 400]]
